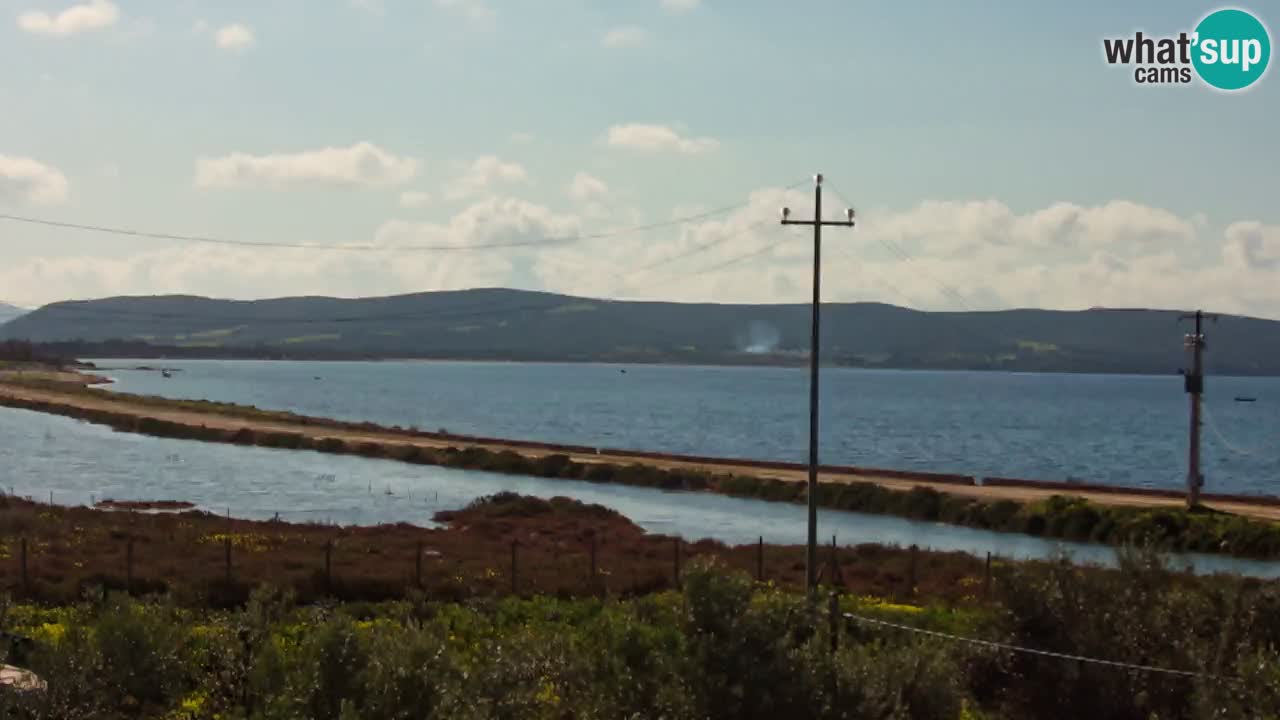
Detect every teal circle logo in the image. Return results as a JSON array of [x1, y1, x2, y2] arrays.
[[1192, 8, 1271, 90]]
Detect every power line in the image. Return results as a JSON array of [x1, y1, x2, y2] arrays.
[[2, 226, 798, 325], [0, 235, 802, 328], [842, 612, 1233, 682], [622, 219, 773, 280], [824, 184, 974, 311], [1202, 401, 1269, 457], [0, 179, 809, 254]]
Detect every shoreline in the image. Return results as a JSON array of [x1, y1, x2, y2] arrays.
[[82, 354, 1280, 378], [4, 375, 1280, 559]]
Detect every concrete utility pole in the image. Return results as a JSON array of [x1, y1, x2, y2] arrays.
[[1180, 309, 1216, 508], [781, 174, 856, 599]]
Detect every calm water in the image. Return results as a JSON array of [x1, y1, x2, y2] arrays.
[[94, 360, 1280, 496], [3, 404, 1278, 577]]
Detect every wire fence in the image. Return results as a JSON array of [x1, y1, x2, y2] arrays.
[[0, 491, 1002, 608], [839, 610, 1233, 682]]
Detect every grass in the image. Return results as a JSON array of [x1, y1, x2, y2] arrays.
[[281, 334, 342, 345]]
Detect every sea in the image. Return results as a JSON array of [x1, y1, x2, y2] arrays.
[[95, 360, 1279, 495], [1, 360, 1277, 574]]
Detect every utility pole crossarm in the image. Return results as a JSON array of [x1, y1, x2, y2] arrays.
[[781, 219, 856, 228], [778, 173, 857, 600]]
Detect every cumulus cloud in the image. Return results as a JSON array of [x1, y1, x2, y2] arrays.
[[661, 0, 700, 14], [7, 185, 1280, 321], [601, 26, 647, 48], [606, 124, 719, 154], [195, 142, 418, 190], [398, 191, 432, 209], [214, 23, 254, 51], [1224, 221, 1280, 271], [349, 0, 384, 15], [435, 0, 494, 24], [16, 0, 118, 37], [567, 172, 609, 203], [0, 155, 69, 205], [532, 191, 1280, 319], [0, 197, 580, 306], [445, 156, 528, 200]]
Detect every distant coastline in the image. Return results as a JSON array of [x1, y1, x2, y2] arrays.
[[6, 289, 1280, 376], [39, 342, 1234, 377]]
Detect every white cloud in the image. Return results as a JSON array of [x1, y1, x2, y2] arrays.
[[214, 23, 254, 51], [602, 26, 648, 48], [660, 0, 700, 14], [193, 18, 209, 33], [0, 155, 69, 205], [398, 191, 432, 209], [17, 0, 118, 37], [435, 0, 494, 24], [509, 132, 534, 145], [349, 0, 385, 15], [445, 156, 528, 200], [605, 124, 719, 154], [567, 172, 609, 203], [0, 197, 580, 306], [195, 142, 419, 190], [7, 184, 1280, 321], [533, 191, 1280, 319], [1224, 221, 1280, 271]]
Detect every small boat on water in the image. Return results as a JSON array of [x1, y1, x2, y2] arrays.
[[161, 369, 172, 378], [1235, 396, 1257, 402]]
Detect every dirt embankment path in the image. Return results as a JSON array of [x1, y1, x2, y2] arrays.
[[3, 379, 1280, 523]]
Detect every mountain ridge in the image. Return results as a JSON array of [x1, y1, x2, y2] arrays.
[[4, 288, 1278, 375], [0, 302, 27, 326]]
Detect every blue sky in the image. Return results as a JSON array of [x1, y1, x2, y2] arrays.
[[1, 0, 1278, 316]]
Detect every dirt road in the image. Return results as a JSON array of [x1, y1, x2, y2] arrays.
[[4, 379, 1279, 522]]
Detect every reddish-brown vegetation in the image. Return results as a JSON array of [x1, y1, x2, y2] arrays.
[[93, 499, 196, 512], [0, 493, 989, 607]]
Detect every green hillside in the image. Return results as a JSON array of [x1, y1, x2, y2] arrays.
[[3, 288, 1277, 374]]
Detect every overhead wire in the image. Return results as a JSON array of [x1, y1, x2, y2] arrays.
[[843, 612, 1234, 682], [0, 232, 803, 332], [1201, 400, 1271, 457], [0, 178, 810, 254], [824, 184, 974, 311]]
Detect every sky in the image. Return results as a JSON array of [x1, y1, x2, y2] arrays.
[[1, 0, 1278, 317]]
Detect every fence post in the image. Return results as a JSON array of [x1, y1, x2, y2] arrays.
[[673, 537, 682, 585], [830, 535, 839, 588], [828, 591, 839, 653], [324, 540, 333, 595], [908, 544, 918, 596], [415, 540, 423, 589], [511, 540, 519, 596], [126, 538, 134, 596], [984, 552, 992, 599], [224, 536, 232, 583], [589, 531, 598, 583], [757, 536, 764, 582], [20, 537, 29, 594]]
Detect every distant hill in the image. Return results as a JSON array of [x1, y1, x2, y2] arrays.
[[0, 302, 26, 326], [3, 288, 1279, 375]]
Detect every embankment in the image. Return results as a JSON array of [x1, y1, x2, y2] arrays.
[[4, 379, 1280, 559]]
